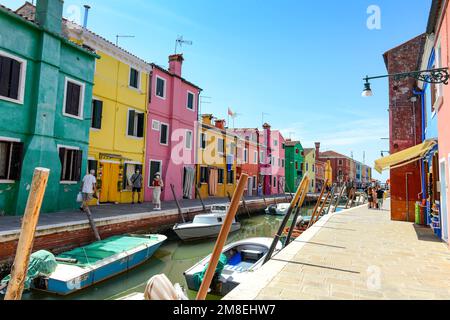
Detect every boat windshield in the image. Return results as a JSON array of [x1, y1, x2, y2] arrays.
[[211, 205, 228, 212]]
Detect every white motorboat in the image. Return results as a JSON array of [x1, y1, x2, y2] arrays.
[[173, 204, 241, 241], [184, 237, 282, 296], [265, 202, 290, 216]]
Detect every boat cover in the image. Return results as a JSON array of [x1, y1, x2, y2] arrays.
[[1, 250, 57, 292], [192, 254, 228, 291], [57, 236, 160, 267]]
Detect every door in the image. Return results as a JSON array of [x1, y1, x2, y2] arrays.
[[247, 176, 253, 197], [440, 159, 448, 242], [99, 162, 120, 203]]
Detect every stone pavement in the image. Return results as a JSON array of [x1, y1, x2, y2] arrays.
[[224, 199, 450, 300]]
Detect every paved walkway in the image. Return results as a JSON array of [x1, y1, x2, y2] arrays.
[[224, 199, 450, 300], [0, 194, 293, 233]]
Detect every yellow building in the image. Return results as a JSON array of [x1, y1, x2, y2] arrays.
[[196, 115, 238, 199], [66, 22, 151, 204], [303, 148, 316, 193], [325, 160, 333, 186]]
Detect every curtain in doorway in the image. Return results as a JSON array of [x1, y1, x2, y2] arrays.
[[183, 167, 195, 199], [209, 168, 218, 196]]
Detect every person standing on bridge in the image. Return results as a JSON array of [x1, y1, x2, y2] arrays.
[[152, 172, 164, 211]]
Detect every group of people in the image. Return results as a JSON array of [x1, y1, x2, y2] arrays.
[[367, 185, 385, 210], [79, 169, 165, 213]]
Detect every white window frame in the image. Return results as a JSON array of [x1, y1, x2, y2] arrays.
[[0, 136, 21, 184], [185, 130, 193, 150], [57, 144, 80, 185], [126, 108, 144, 140], [90, 96, 102, 132], [0, 50, 27, 105], [186, 90, 195, 111], [128, 66, 141, 91], [159, 122, 169, 146], [152, 119, 160, 131], [155, 75, 167, 100], [218, 138, 225, 155], [244, 148, 248, 163], [148, 159, 162, 188], [62, 77, 85, 120]]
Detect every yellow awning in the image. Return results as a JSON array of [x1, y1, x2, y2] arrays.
[[374, 140, 437, 174]]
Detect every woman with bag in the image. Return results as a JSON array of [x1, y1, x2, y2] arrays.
[[152, 173, 164, 211]]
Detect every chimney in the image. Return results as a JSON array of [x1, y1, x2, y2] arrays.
[[36, 0, 64, 34], [315, 142, 321, 160], [83, 5, 91, 28], [215, 119, 226, 130], [169, 54, 184, 77], [202, 114, 213, 125]]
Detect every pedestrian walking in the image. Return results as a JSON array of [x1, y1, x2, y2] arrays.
[[152, 172, 164, 211], [367, 187, 373, 209], [130, 169, 143, 204], [372, 187, 378, 209], [80, 169, 97, 212], [257, 183, 263, 197], [376, 186, 385, 210]]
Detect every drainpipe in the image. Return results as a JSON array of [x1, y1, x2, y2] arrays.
[[413, 87, 427, 203], [83, 5, 91, 28]]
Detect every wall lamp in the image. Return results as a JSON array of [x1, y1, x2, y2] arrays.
[[362, 68, 449, 97]]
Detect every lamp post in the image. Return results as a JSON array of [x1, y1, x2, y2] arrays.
[[362, 68, 450, 97]]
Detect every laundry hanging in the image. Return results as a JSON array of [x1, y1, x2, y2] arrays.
[[183, 167, 195, 199], [209, 168, 218, 196]]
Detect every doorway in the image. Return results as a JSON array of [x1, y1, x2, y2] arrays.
[[440, 159, 448, 242], [247, 176, 253, 197], [99, 162, 120, 203]]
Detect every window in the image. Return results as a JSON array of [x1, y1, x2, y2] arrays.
[[156, 76, 166, 99], [160, 123, 169, 145], [200, 133, 207, 150], [127, 109, 144, 138], [0, 140, 23, 181], [200, 166, 208, 183], [91, 99, 103, 129], [306, 163, 309, 171], [338, 159, 343, 166], [218, 138, 225, 154], [59, 147, 82, 182], [296, 149, 299, 154], [282, 159, 285, 168], [152, 120, 160, 131], [187, 91, 195, 110], [274, 139, 278, 147], [227, 170, 234, 184], [218, 168, 224, 184], [278, 158, 281, 167], [88, 159, 98, 174], [253, 176, 257, 189], [273, 176, 277, 188], [185, 130, 193, 150], [244, 148, 248, 163], [148, 160, 162, 187], [129, 67, 140, 89], [63, 78, 85, 119], [312, 164, 315, 173], [260, 151, 264, 163], [123, 163, 143, 190], [0, 52, 26, 104], [254, 151, 258, 164], [295, 162, 298, 170]]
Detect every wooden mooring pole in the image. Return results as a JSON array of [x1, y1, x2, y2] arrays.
[[195, 184, 207, 212], [170, 184, 185, 223], [196, 174, 249, 300], [5, 168, 49, 300]]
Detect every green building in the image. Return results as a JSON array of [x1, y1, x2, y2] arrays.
[[0, 0, 97, 216], [284, 140, 304, 193]]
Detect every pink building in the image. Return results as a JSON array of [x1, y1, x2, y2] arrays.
[[145, 54, 201, 202], [270, 130, 286, 194]]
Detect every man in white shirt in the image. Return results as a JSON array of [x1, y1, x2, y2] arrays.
[[80, 169, 97, 212]]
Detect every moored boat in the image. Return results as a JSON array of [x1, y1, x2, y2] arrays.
[[265, 203, 290, 216], [184, 237, 282, 296], [32, 234, 167, 295], [173, 204, 241, 241]]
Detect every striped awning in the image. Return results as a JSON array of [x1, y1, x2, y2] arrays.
[[374, 139, 438, 174]]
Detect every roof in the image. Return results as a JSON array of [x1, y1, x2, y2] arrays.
[[285, 140, 301, 147], [320, 151, 350, 159], [383, 33, 426, 69], [0, 2, 35, 23], [304, 148, 315, 156], [151, 63, 202, 91]]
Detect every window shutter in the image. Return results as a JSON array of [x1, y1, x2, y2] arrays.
[[0, 57, 11, 98], [123, 163, 128, 189], [9, 142, 24, 181], [160, 124, 168, 144], [9, 59, 21, 100], [128, 110, 135, 136], [137, 113, 144, 138], [59, 148, 65, 180], [74, 150, 83, 181], [71, 83, 81, 116], [92, 100, 103, 129]]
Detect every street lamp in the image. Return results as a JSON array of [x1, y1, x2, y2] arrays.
[[362, 68, 450, 97]]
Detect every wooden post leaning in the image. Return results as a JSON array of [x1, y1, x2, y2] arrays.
[[307, 179, 329, 229], [196, 174, 249, 301], [5, 168, 50, 300], [284, 178, 309, 247], [170, 183, 185, 223]]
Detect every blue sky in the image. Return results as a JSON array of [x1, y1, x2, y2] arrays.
[[5, 0, 431, 180]]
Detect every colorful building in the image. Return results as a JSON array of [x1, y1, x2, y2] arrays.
[[64, 18, 151, 205], [270, 130, 286, 194], [0, 0, 97, 215], [196, 115, 237, 199], [284, 140, 304, 194], [233, 128, 260, 196], [144, 54, 201, 202], [303, 148, 316, 193]]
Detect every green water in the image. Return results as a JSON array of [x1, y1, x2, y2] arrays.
[[21, 208, 314, 300]]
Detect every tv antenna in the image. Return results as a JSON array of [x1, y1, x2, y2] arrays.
[[175, 36, 193, 54]]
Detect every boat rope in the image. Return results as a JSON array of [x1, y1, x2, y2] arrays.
[[82, 247, 92, 266]]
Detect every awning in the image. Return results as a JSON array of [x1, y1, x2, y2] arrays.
[[374, 139, 437, 174]]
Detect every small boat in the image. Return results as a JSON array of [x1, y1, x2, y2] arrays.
[[184, 237, 282, 296], [32, 234, 167, 295], [265, 203, 290, 216], [173, 204, 241, 241]]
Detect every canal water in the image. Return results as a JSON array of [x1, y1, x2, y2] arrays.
[[21, 206, 314, 300]]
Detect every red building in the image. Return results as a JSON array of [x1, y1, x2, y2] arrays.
[[383, 34, 426, 222], [320, 151, 354, 185]]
